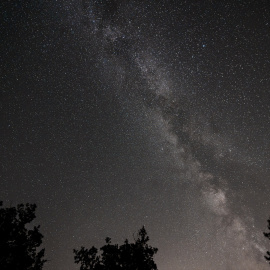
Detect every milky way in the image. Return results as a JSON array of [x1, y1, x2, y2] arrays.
[[1, 1, 270, 269]]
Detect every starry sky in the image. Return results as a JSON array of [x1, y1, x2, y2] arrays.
[[1, 1, 270, 269]]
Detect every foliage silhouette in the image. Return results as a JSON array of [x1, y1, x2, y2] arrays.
[[74, 226, 158, 270], [264, 217, 270, 265], [0, 201, 47, 270]]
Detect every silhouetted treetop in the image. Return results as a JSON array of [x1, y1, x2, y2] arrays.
[[74, 226, 158, 270], [264, 217, 270, 265], [0, 201, 47, 270]]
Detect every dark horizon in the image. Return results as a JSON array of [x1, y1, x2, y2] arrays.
[[1, 1, 270, 269]]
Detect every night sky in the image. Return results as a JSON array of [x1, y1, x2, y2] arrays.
[[1, 1, 270, 269]]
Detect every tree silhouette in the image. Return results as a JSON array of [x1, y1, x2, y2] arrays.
[[74, 226, 158, 270], [264, 217, 270, 265], [0, 201, 47, 270]]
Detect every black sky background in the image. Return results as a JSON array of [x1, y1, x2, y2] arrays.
[[1, 1, 270, 269]]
